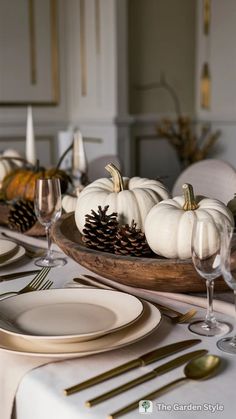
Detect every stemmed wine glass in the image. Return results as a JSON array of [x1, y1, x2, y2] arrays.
[[217, 224, 236, 354], [189, 217, 230, 336], [34, 178, 67, 268]]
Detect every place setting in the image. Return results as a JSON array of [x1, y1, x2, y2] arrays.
[[0, 287, 161, 357]]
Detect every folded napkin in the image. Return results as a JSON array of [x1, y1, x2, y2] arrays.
[[67, 277, 235, 317], [0, 352, 56, 419]]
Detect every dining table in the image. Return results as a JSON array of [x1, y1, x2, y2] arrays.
[[0, 226, 235, 419]]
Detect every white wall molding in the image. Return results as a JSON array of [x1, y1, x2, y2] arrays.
[[0, 0, 68, 162], [0, 121, 66, 137]]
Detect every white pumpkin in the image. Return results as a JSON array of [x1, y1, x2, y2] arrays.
[[0, 149, 23, 182], [62, 187, 83, 213], [62, 195, 78, 213], [145, 183, 234, 260], [75, 163, 170, 232]]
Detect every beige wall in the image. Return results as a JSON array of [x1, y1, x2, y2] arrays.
[[128, 0, 196, 115]]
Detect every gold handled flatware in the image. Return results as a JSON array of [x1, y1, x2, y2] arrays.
[[85, 349, 208, 407], [64, 339, 201, 396], [0, 270, 41, 282], [73, 276, 197, 323], [108, 354, 221, 419], [0, 267, 51, 299]]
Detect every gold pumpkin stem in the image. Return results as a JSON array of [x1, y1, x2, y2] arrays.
[[182, 183, 199, 211], [105, 163, 124, 193]]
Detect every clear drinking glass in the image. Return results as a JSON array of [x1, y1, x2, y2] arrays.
[[34, 178, 67, 268], [217, 225, 236, 354], [189, 217, 230, 336]]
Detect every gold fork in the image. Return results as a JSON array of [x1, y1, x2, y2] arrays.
[[39, 279, 53, 290], [73, 276, 197, 324], [0, 267, 51, 299]]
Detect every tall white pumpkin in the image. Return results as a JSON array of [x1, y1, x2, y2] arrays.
[[145, 183, 234, 260], [75, 164, 170, 232]]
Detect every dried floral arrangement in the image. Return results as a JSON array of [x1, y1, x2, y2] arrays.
[[136, 74, 221, 168], [157, 116, 221, 168]]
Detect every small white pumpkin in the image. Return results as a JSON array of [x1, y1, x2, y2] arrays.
[[75, 163, 170, 232], [62, 195, 77, 213], [62, 187, 83, 213], [0, 149, 23, 182], [145, 183, 234, 260]]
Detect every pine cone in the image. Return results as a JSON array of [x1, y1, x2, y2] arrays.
[[82, 205, 118, 252], [114, 220, 152, 257], [8, 200, 37, 233]]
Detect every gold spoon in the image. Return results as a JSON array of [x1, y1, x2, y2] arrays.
[[108, 355, 221, 419]]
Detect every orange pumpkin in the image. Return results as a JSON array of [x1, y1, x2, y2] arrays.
[[2, 168, 71, 201]]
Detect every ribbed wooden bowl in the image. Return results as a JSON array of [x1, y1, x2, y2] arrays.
[[52, 212, 228, 293]]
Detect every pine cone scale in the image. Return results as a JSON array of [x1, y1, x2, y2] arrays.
[[8, 199, 37, 233], [82, 206, 153, 257]]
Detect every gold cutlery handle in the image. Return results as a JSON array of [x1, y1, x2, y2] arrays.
[[0, 292, 18, 300], [86, 370, 157, 407], [108, 376, 187, 419], [64, 359, 141, 396], [155, 302, 186, 317], [86, 349, 207, 407], [64, 339, 201, 395], [0, 270, 40, 282]]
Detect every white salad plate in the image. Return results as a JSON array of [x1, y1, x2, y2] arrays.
[[0, 239, 18, 263], [0, 245, 25, 267], [0, 288, 144, 343], [0, 301, 161, 358]]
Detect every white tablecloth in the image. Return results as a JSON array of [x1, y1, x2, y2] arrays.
[[0, 228, 235, 419]]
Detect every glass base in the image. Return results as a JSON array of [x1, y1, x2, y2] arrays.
[[35, 256, 67, 268], [188, 320, 230, 337], [217, 337, 236, 354]]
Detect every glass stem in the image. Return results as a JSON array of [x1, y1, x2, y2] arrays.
[[205, 279, 216, 326], [46, 225, 52, 260]]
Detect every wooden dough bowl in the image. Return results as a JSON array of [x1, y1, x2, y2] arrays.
[[52, 212, 229, 293]]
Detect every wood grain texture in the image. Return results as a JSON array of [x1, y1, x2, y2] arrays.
[[52, 213, 228, 293]]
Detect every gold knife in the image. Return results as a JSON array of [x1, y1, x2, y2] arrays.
[[64, 339, 201, 396], [0, 270, 40, 282], [85, 349, 207, 407]]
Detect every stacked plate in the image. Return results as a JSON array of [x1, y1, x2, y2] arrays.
[[0, 239, 25, 267], [0, 288, 162, 358]]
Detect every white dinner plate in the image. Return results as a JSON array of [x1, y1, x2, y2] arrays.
[[0, 245, 25, 267], [0, 301, 161, 358], [0, 239, 18, 262], [0, 289, 144, 343]]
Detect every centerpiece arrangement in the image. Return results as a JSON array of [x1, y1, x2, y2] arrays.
[[0, 107, 235, 292], [52, 162, 235, 292]]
